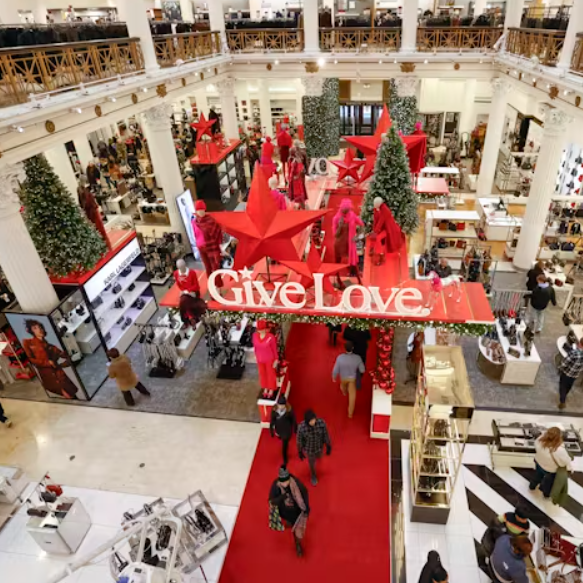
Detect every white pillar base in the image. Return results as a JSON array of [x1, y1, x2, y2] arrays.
[[218, 78, 239, 140]]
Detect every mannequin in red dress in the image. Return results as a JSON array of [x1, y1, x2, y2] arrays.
[[253, 320, 279, 399], [288, 152, 307, 208], [174, 259, 204, 328], [277, 127, 293, 182], [371, 196, 404, 265]]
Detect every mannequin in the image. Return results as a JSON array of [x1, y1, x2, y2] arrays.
[[268, 176, 287, 210], [253, 320, 279, 399], [288, 151, 307, 208], [371, 196, 403, 265], [277, 126, 293, 181], [261, 136, 277, 177], [333, 198, 363, 286], [191, 200, 224, 287], [78, 185, 111, 249], [174, 259, 204, 328]]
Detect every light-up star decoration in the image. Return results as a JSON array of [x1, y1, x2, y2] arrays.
[[330, 148, 365, 184], [210, 165, 329, 270], [191, 112, 216, 141], [279, 245, 348, 293]]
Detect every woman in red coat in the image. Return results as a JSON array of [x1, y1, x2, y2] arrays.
[[22, 320, 79, 399], [288, 152, 307, 208]]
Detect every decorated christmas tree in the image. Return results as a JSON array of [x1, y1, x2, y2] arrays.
[[20, 155, 107, 277], [361, 126, 419, 235], [322, 78, 340, 156], [303, 77, 340, 159], [389, 79, 418, 136]]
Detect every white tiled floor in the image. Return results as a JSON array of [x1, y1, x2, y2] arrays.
[[0, 484, 238, 583]]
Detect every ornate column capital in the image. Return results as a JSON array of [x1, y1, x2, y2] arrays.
[[143, 103, 173, 132], [539, 105, 572, 136], [216, 77, 235, 95], [302, 75, 324, 98], [0, 162, 25, 217], [491, 77, 511, 97], [394, 77, 419, 98]]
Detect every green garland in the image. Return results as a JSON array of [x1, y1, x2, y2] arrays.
[[211, 309, 492, 337]]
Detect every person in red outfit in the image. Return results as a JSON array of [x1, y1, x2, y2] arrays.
[[277, 127, 293, 181], [371, 196, 404, 265], [253, 320, 279, 399], [191, 200, 224, 287], [261, 136, 277, 178], [288, 152, 307, 208], [78, 185, 111, 250], [174, 259, 205, 328]]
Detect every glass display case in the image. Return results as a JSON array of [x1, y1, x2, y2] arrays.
[[410, 345, 474, 524]]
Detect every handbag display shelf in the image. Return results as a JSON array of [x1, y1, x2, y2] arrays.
[[425, 210, 480, 260], [489, 420, 582, 469], [410, 345, 473, 524], [539, 197, 583, 262], [555, 143, 583, 197], [494, 150, 537, 201]]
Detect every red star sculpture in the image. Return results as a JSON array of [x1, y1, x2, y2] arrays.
[[210, 166, 328, 270], [279, 244, 348, 293], [358, 155, 376, 184], [191, 113, 216, 142], [331, 148, 365, 184], [345, 104, 392, 158]]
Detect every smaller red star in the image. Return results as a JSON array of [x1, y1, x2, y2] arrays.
[[191, 113, 216, 142], [331, 149, 365, 184], [279, 245, 348, 293], [358, 156, 376, 184]]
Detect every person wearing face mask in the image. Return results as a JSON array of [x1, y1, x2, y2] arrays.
[[191, 200, 225, 287], [270, 395, 297, 466], [528, 274, 556, 334]]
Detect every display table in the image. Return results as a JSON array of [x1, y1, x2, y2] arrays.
[[415, 177, 450, 199], [370, 388, 392, 439], [413, 255, 461, 280], [541, 266, 574, 309], [477, 198, 522, 241], [419, 166, 460, 186], [424, 209, 480, 258], [27, 497, 91, 555], [258, 369, 290, 428], [106, 191, 132, 215], [0, 466, 27, 506]]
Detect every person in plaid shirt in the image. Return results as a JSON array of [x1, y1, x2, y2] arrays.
[[297, 409, 331, 486], [558, 339, 583, 409]]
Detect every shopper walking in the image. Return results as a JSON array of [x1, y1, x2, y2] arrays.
[[342, 326, 371, 366], [526, 261, 545, 295], [490, 535, 532, 583], [107, 349, 151, 406], [527, 274, 556, 333], [529, 427, 572, 497], [268, 466, 310, 557], [558, 339, 583, 409], [332, 341, 365, 418], [0, 399, 12, 428], [270, 395, 297, 466], [498, 507, 530, 535], [296, 409, 331, 486], [418, 551, 446, 583]]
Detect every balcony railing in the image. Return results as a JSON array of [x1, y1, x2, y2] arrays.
[[0, 37, 143, 107], [226, 28, 304, 52], [571, 34, 583, 76], [320, 27, 400, 52], [506, 28, 565, 66], [416, 27, 503, 52], [152, 31, 221, 67]]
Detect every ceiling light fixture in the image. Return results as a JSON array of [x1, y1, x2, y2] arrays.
[[317, 57, 326, 67], [334, 59, 338, 64], [274, 59, 279, 65], [71, 107, 82, 114], [10, 125, 24, 133], [108, 96, 117, 103], [394, 58, 397, 64], [142, 87, 149, 92], [424, 59, 428, 64], [379, 60, 383, 64]]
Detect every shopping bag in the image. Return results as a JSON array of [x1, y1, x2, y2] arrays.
[[269, 504, 284, 532]]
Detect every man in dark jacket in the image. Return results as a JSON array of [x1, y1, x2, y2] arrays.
[[297, 409, 331, 486], [270, 395, 297, 466], [342, 326, 371, 365], [490, 534, 532, 583], [528, 274, 557, 333], [526, 261, 545, 293]]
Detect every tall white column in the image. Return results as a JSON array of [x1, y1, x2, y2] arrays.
[[33, 1, 48, 23], [513, 108, 571, 271], [459, 78, 477, 137], [217, 78, 239, 140], [116, 0, 159, 73], [143, 104, 186, 239], [258, 79, 273, 138], [45, 144, 79, 201], [303, 0, 320, 53], [295, 78, 305, 125], [195, 88, 209, 118], [473, 0, 488, 17], [0, 3, 20, 24], [0, 163, 59, 313], [504, 0, 525, 31], [74, 136, 95, 170], [558, 0, 583, 72], [476, 78, 510, 197], [180, 0, 194, 22], [401, 0, 419, 53], [208, 0, 226, 47]]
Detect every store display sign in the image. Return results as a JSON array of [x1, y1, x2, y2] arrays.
[[208, 269, 431, 318], [176, 190, 201, 261], [83, 239, 141, 302]]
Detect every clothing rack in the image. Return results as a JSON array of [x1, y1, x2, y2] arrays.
[[136, 323, 184, 378]]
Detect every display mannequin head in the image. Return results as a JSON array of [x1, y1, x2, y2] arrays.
[[256, 320, 268, 336], [176, 259, 188, 274], [268, 176, 278, 189], [195, 200, 206, 218], [373, 196, 384, 210]]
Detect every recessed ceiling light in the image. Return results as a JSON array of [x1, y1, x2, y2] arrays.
[[424, 59, 428, 64], [393, 58, 397, 64], [107, 96, 117, 103], [274, 59, 279, 65], [71, 107, 82, 114], [317, 57, 326, 67], [379, 60, 383, 64], [142, 87, 148, 92], [334, 59, 338, 64], [10, 125, 24, 133]]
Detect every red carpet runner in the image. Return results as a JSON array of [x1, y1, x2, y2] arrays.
[[219, 323, 390, 583]]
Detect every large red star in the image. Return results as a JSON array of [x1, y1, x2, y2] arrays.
[[331, 148, 365, 184], [345, 104, 392, 157], [191, 112, 216, 141], [279, 244, 347, 293], [210, 167, 328, 270]]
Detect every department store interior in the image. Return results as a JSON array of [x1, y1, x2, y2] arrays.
[[1, 1, 583, 582]]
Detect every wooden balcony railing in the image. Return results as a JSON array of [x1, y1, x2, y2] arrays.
[[153, 31, 221, 66], [320, 27, 400, 52], [571, 34, 583, 75], [506, 27, 565, 66], [0, 37, 143, 107], [226, 28, 304, 52], [416, 27, 503, 51]]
